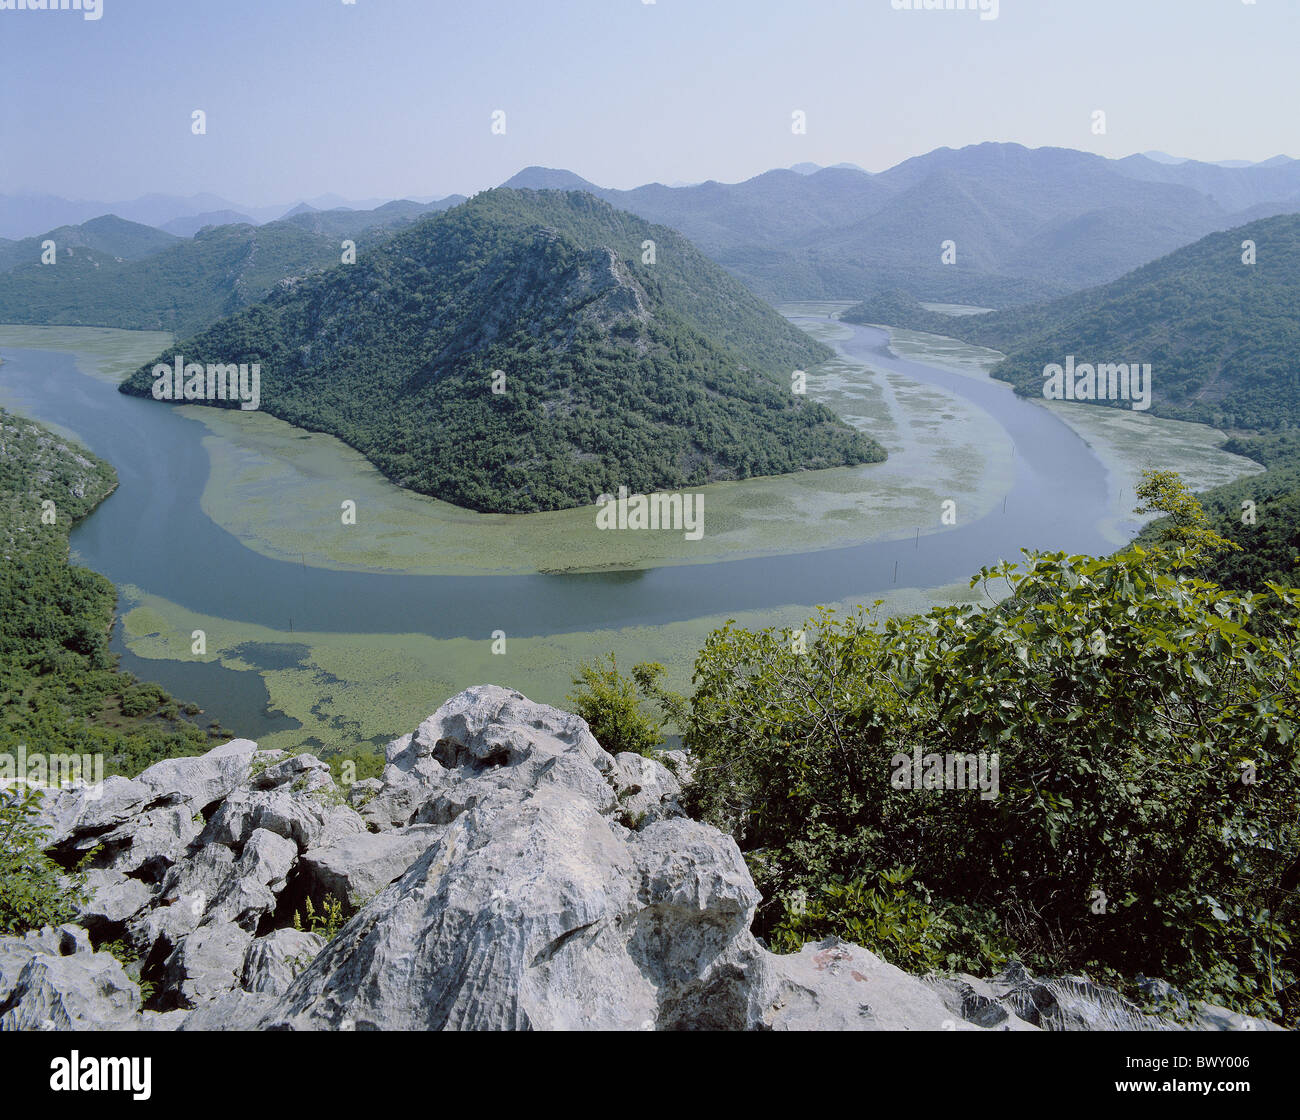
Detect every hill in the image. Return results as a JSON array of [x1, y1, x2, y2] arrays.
[[0, 214, 180, 272], [0, 200, 463, 338], [0, 408, 224, 778], [119, 189, 880, 514], [893, 213, 1300, 431]]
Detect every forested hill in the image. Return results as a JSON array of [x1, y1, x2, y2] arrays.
[[120, 189, 881, 514], [845, 213, 1300, 431], [0, 408, 220, 777], [0, 200, 462, 340]]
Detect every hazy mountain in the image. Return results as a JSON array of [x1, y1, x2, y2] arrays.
[[277, 196, 466, 238], [496, 146, 1299, 305], [852, 213, 1300, 431], [0, 215, 180, 272], [119, 189, 881, 514], [501, 167, 603, 192], [790, 162, 869, 175], [0, 198, 471, 336], [160, 210, 257, 237]]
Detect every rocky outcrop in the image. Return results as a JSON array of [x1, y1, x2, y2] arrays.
[[0, 686, 1283, 1032]]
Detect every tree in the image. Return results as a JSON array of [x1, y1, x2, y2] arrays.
[[566, 654, 674, 758], [1134, 469, 1240, 562], [0, 785, 86, 934]]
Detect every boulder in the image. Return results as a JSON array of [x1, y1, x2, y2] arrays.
[[610, 751, 683, 827], [297, 825, 443, 909], [764, 939, 1031, 1031], [159, 924, 252, 1009], [0, 926, 140, 1031], [240, 929, 324, 996]]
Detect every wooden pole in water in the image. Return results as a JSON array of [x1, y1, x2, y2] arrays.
[[914, 527, 919, 549], [893, 560, 898, 584]]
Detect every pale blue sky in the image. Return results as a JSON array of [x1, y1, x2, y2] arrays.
[[2, 0, 1296, 204]]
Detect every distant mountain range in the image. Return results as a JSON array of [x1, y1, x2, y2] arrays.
[[846, 212, 1300, 432], [498, 145, 1300, 305], [119, 189, 882, 514], [0, 197, 464, 337], [8, 144, 1300, 316], [0, 191, 460, 240]]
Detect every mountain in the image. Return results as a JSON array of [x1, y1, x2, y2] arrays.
[[0, 214, 180, 272], [573, 145, 1279, 304], [0, 220, 344, 336], [0, 199, 466, 337], [161, 209, 257, 237], [277, 196, 466, 239], [501, 167, 602, 192], [790, 161, 868, 175], [119, 189, 881, 514], [587, 145, 1300, 304], [849, 213, 1300, 432]]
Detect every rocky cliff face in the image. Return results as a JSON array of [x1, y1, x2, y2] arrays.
[[0, 686, 1279, 1031]]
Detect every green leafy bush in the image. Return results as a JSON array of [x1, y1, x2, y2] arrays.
[[684, 522, 1300, 1022], [0, 785, 86, 934], [566, 654, 679, 758]]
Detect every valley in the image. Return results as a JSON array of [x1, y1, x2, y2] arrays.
[[0, 308, 1259, 755]]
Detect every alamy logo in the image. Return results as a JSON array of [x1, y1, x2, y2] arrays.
[[50, 1052, 151, 1101], [1042, 357, 1152, 411], [151, 355, 261, 411], [890, 745, 1000, 800], [0, 0, 102, 18], [890, 0, 999, 21], [596, 486, 705, 540], [0, 746, 104, 799]]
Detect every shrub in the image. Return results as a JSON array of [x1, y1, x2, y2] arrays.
[[0, 784, 86, 934], [566, 654, 679, 758], [684, 537, 1300, 1023]]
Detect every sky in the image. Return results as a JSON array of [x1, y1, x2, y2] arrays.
[[1, 0, 1297, 206]]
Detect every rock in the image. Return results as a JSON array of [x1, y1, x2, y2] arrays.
[[610, 751, 683, 827], [765, 939, 1029, 1031], [1136, 975, 1190, 1020], [0, 928, 140, 1031], [240, 929, 324, 996], [657, 749, 695, 785], [346, 777, 382, 812], [159, 924, 252, 1009], [1192, 1001, 1286, 1032], [202, 829, 298, 930], [205, 780, 366, 853], [33, 775, 150, 852], [134, 738, 259, 812], [374, 686, 618, 828], [264, 789, 765, 1030], [925, 962, 1286, 1032], [178, 990, 280, 1031], [77, 870, 154, 931], [249, 753, 332, 793], [297, 825, 443, 909]]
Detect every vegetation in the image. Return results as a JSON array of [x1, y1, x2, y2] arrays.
[[566, 655, 682, 759], [119, 189, 882, 514], [0, 202, 451, 339], [0, 214, 180, 273], [0, 784, 87, 934], [293, 894, 348, 941], [566, 477, 1300, 1023], [0, 408, 223, 784], [847, 214, 1300, 431]]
